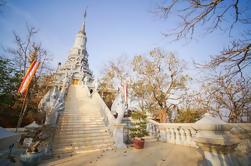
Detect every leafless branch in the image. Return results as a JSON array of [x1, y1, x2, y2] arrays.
[[157, 0, 251, 77], [158, 0, 246, 39], [202, 74, 251, 122], [202, 41, 251, 78]]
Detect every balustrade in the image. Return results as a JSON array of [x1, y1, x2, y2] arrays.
[[148, 119, 251, 149], [147, 116, 251, 165], [147, 120, 197, 147], [147, 119, 160, 140]]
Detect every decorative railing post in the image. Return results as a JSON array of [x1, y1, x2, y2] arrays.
[[170, 128, 176, 144], [175, 127, 182, 144], [159, 125, 166, 142], [180, 128, 186, 145], [193, 113, 240, 166], [190, 128, 197, 147], [166, 128, 171, 143]]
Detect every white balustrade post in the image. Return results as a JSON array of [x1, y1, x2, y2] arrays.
[[184, 128, 192, 146], [193, 113, 239, 166], [175, 127, 181, 145], [170, 128, 176, 144], [166, 128, 171, 143], [154, 124, 160, 140], [159, 125, 166, 142], [180, 128, 186, 145]]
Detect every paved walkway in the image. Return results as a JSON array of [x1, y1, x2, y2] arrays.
[[42, 140, 203, 166]]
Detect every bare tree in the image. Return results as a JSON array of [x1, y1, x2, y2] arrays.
[[6, 24, 52, 79], [206, 41, 251, 78], [156, 0, 251, 77], [131, 48, 189, 122], [98, 68, 117, 109], [201, 74, 251, 122], [100, 49, 189, 122], [98, 56, 131, 108], [180, 90, 208, 112]]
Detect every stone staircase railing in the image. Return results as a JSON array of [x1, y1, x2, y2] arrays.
[[93, 92, 115, 130], [147, 115, 251, 165], [93, 91, 126, 148]]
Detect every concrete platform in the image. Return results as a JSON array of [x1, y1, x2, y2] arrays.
[[41, 141, 203, 166]]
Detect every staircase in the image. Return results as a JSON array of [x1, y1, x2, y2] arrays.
[[52, 85, 114, 158]]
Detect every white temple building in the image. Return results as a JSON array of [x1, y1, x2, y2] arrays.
[[54, 20, 93, 89]]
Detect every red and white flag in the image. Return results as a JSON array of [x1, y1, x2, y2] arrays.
[[18, 60, 40, 96]]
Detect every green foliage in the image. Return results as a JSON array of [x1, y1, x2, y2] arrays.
[[0, 57, 23, 127], [174, 109, 205, 123], [0, 57, 50, 127], [0, 57, 22, 104], [129, 111, 148, 138]]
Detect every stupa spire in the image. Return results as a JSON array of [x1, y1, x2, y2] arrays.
[[80, 8, 87, 33]]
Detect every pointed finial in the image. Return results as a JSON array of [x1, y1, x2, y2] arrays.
[[84, 8, 87, 21], [80, 7, 88, 33]]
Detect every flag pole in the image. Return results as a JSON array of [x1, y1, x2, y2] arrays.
[[16, 91, 29, 132], [16, 56, 40, 132]]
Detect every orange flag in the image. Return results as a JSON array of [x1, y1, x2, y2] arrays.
[[18, 60, 40, 96]]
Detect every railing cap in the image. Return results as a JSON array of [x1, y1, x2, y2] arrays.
[[195, 113, 226, 125]]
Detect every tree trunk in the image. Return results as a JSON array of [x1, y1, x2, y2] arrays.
[[159, 109, 168, 123]]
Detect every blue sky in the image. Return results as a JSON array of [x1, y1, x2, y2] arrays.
[[0, 0, 250, 80]]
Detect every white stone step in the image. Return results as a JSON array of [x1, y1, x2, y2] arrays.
[[58, 123, 105, 126], [61, 113, 101, 115], [60, 121, 104, 126], [52, 85, 115, 156], [53, 139, 114, 148], [58, 125, 106, 129], [60, 115, 102, 117], [59, 123, 105, 126], [60, 117, 103, 120], [58, 119, 104, 122], [57, 125, 108, 130], [58, 123, 105, 127], [55, 135, 112, 143], [54, 135, 113, 142], [56, 129, 108, 134], [58, 125, 107, 128], [54, 132, 111, 139], [56, 130, 107, 134], [55, 128, 108, 133]]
